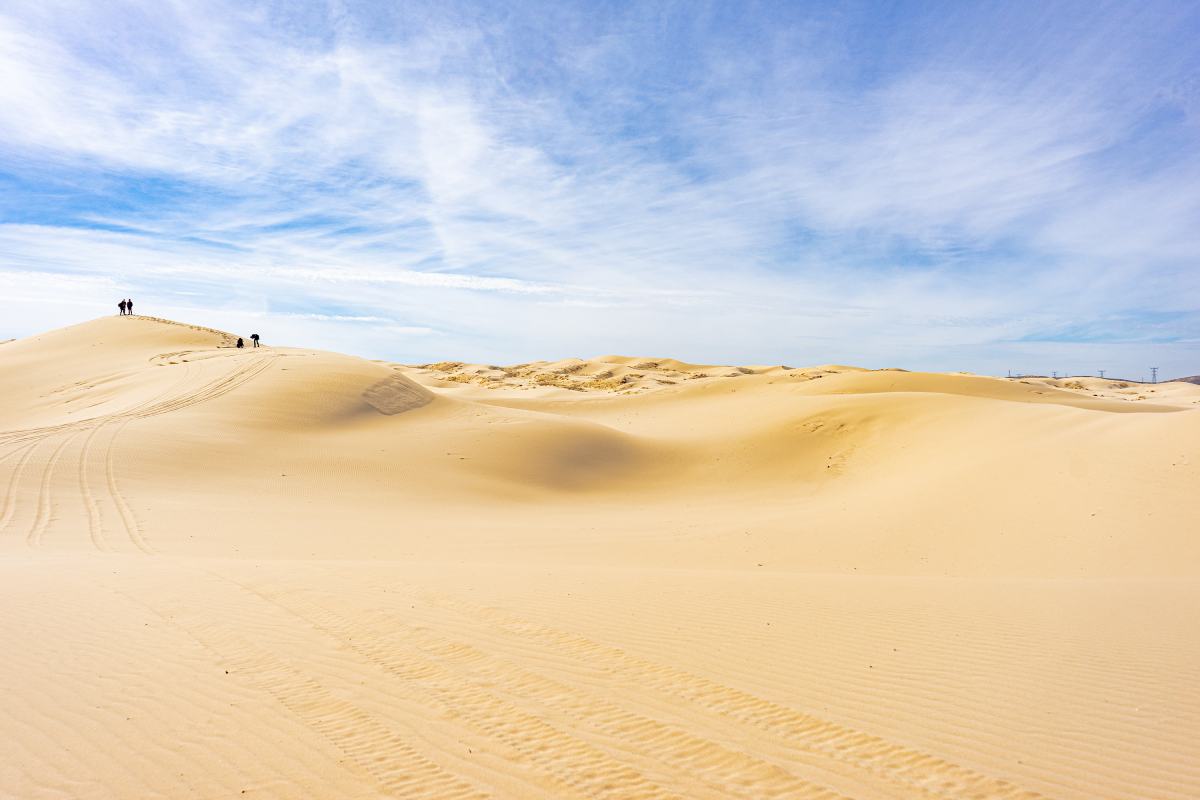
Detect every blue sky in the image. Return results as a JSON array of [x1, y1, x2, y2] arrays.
[[0, 0, 1197, 378]]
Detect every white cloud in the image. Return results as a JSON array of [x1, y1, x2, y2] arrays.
[[0, 1, 1196, 378]]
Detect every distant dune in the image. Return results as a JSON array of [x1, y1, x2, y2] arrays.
[[2, 315, 1198, 799]]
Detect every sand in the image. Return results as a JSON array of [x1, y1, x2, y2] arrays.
[[1, 315, 1198, 799]]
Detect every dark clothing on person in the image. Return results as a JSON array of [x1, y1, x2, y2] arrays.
[[118, 300, 127, 315], [126, 299, 134, 315], [236, 338, 244, 348], [250, 334, 260, 347]]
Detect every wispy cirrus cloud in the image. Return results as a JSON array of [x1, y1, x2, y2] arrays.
[[0, 0, 1197, 375]]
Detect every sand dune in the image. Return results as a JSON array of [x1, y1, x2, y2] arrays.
[[2, 315, 1198, 798]]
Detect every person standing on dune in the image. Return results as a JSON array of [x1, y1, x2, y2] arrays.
[[118, 299, 127, 316], [126, 298, 134, 315]]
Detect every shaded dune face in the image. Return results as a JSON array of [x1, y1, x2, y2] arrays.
[[471, 418, 648, 491]]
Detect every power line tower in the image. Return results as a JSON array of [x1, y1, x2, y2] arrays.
[[1151, 367, 1158, 384], [1099, 370, 1105, 379]]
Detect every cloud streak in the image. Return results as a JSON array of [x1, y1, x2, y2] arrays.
[[0, 0, 1197, 376]]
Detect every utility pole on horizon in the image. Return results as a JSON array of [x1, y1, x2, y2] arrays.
[[1099, 370, 1105, 379], [1151, 367, 1159, 384]]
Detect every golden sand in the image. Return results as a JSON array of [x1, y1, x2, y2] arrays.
[[2, 315, 1198, 798]]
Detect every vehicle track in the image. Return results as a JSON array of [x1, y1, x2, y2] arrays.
[[115, 587, 493, 800], [96, 355, 276, 554], [77, 422, 109, 552], [76, 358, 201, 553], [213, 575, 686, 800], [2, 353, 275, 553], [0, 442, 32, 466], [0, 351, 276, 446], [103, 419, 153, 555], [0, 441, 39, 535], [123, 353, 275, 420], [247, 582, 858, 800], [408, 587, 1048, 800], [26, 432, 80, 549]]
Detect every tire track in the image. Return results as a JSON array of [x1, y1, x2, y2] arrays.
[[0, 441, 39, 534], [116, 589, 492, 800], [26, 432, 80, 549], [412, 588, 1048, 800], [0, 442, 33, 466], [121, 353, 275, 420], [104, 419, 153, 555], [75, 358, 199, 554], [2, 354, 274, 555], [216, 577, 690, 800], [640, 585, 1198, 783], [77, 422, 110, 552], [260, 585, 860, 800], [0, 351, 276, 448], [98, 354, 275, 555], [0, 420, 89, 448]]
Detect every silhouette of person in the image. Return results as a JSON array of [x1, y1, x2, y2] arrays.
[[250, 333, 260, 347], [236, 337, 244, 348], [126, 298, 134, 315], [118, 299, 127, 316]]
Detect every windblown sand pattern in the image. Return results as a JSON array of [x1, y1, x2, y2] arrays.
[[1, 316, 1198, 798]]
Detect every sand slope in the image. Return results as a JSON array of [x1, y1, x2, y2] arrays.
[[2, 316, 1198, 798]]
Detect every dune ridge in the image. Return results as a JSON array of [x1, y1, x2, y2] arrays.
[[1, 315, 1198, 799]]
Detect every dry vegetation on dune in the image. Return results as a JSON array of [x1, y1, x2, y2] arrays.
[[414, 356, 842, 393], [2, 315, 1199, 799]]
